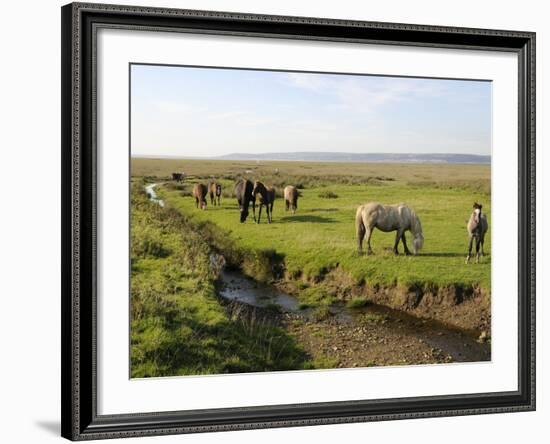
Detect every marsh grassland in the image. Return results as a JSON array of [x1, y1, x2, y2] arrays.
[[130, 158, 491, 377]]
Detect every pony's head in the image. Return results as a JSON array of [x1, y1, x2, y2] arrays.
[[200, 200, 207, 210], [240, 207, 249, 223], [410, 211, 424, 255], [473, 202, 483, 224], [412, 234, 424, 255], [252, 181, 260, 196]]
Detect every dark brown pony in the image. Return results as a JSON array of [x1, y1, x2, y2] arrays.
[[234, 179, 254, 223], [209, 182, 222, 206], [466, 202, 489, 263], [171, 172, 184, 182], [193, 183, 208, 210], [252, 181, 275, 224]]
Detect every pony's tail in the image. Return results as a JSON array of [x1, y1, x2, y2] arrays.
[[356, 206, 366, 253]]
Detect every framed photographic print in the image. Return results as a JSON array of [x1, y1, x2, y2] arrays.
[[61, 2, 536, 440]]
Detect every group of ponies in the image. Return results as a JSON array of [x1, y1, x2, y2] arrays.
[[234, 178, 298, 224], [191, 181, 222, 210], [180, 174, 487, 263], [188, 177, 298, 225]]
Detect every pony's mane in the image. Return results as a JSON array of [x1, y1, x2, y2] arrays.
[[410, 209, 423, 237]]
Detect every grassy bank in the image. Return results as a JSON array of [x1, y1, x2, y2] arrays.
[[130, 182, 310, 377]]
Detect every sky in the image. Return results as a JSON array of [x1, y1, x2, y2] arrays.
[[130, 64, 492, 157]]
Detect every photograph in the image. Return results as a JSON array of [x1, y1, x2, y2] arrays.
[[129, 64, 492, 378]]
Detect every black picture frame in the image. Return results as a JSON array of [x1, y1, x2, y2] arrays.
[[61, 2, 536, 440]]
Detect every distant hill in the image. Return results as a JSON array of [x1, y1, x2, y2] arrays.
[[213, 152, 491, 164]]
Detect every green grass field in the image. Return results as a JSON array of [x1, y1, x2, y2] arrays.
[[142, 159, 491, 291]]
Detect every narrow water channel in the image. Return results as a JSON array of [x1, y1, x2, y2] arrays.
[[145, 183, 164, 207]]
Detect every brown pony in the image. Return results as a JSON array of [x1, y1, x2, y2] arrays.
[[209, 181, 222, 206], [284, 185, 298, 214], [252, 181, 275, 224], [466, 202, 489, 263], [193, 183, 208, 210]]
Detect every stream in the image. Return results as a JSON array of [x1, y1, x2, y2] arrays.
[[145, 183, 164, 207], [145, 183, 490, 367]]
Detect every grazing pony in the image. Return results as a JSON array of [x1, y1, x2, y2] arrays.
[[284, 185, 298, 214], [192, 183, 208, 210], [356, 202, 424, 256], [252, 181, 276, 224], [234, 179, 255, 223], [171, 172, 184, 182], [209, 182, 222, 206], [466, 202, 489, 264]]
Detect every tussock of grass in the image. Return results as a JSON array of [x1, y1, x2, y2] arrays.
[[311, 305, 332, 321], [358, 313, 389, 324], [318, 191, 339, 199], [346, 297, 369, 309]]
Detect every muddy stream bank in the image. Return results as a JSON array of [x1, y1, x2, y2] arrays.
[[218, 269, 490, 367]]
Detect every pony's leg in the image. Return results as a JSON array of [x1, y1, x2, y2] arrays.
[[393, 229, 404, 255], [195, 197, 199, 209], [357, 227, 364, 255], [366, 227, 374, 255], [466, 236, 473, 263], [252, 199, 257, 222], [475, 238, 481, 263], [270, 202, 274, 222], [401, 232, 411, 255], [258, 204, 263, 224], [481, 235, 485, 256], [285, 200, 289, 211]]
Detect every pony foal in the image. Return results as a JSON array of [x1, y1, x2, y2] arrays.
[[466, 202, 488, 264]]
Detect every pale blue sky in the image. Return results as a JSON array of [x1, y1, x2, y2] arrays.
[[130, 64, 491, 157]]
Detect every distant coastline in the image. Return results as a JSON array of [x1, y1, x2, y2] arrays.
[[131, 152, 491, 164]]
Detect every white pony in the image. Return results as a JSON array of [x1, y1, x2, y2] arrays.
[[356, 202, 424, 256]]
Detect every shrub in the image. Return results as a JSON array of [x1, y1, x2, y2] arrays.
[[318, 191, 338, 199]]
